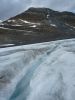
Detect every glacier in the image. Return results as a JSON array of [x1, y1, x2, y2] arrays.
[[0, 39, 75, 100]]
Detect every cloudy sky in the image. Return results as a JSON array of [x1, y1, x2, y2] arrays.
[[0, 0, 75, 20]]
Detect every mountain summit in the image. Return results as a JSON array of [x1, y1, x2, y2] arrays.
[[0, 7, 75, 47]]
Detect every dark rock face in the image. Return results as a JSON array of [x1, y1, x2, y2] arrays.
[[0, 7, 75, 47]]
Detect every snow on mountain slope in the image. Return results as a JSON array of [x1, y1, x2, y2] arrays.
[[0, 39, 75, 100]]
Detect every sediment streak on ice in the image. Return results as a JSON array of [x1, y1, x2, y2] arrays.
[[0, 39, 75, 100]]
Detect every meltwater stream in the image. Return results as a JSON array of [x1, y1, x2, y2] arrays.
[[0, 39, 75, 100]]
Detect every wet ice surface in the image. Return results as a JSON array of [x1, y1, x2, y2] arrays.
[[0, 39, 75, 100]]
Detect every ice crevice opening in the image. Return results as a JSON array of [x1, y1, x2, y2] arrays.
[[0, 39, 75, 100]]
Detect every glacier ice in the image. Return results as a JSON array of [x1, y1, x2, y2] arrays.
[[0, 39, 75, 100]]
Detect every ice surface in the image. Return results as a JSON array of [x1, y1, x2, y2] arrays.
[[0, 39, 75, 100]]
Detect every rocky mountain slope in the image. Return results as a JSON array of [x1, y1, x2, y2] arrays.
[[0, 7, 75, 46]]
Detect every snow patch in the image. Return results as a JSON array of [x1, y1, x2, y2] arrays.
[[19, 19, 40, 25], [30, 25, 37, 28], [50, 24, 57, 27], [8, 20, 15, 23]]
